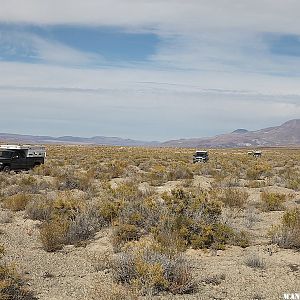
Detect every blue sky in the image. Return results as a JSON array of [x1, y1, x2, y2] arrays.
[[0, 0, 300, 141]]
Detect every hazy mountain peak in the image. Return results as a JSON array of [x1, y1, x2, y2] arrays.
[[281, 119, 300, 128]]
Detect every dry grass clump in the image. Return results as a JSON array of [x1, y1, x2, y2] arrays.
[[167, 162, 193, 181], [244, 252, 266, 269], [147, 165, 168, 186], [25, 194, 53, 221], [260, 192, 286, 211], [277, 165, 300, 191], [0, 245, 37, 300], [246, 162, 272, 180], [13, 174, 54, 194], [269, 208, 300, 249], [147, 162, 193, 186], [39, 219, 68, 252], [56, 169, 95, 192], [111, 189, 161, 251], [244, 207, 260, 228], [39, 192, 105, 251], [112, 236, 196, 296], [0, 210, 13, 223], [215, 188, 249, 209], [40, 210, 103, 252], [2, 193, 31, 211], [203, 273, 225, 285], [102, 160, 129, 179]]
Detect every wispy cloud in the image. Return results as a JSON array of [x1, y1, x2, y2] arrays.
[[1, 1, 300, 35], [0, 1, 300, 139], [0, 29, 103, 65]]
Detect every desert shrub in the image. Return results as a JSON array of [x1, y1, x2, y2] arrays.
[[51, 191, 86, 219], [215, 188, 249, 209], [92, 160, 128, 180], [110, 181, 142, 202], [213, 176, 241, 188], [98, 197, 123, 224], [32, 163, 53, 176], [40, 212, 102, 251], [167, 163, 193, 181], [156, 188, 249, 250], [65, 209, 104, 245], [25, 194, 54, 221], [38, 191, 105, 251], [244, 252, 266, 269], [0, 210, 13, 223], [118, 197, 160, 230], [260, 192, 286, 211], [112, 224, 142, 252], [286, 178, 300, 191], [246, 162, 272, 180], [0, 246, 37, 300], [107, 160, 128, 178], [111, 196, 161, 251], [246, 180, 266, 188], [2, 193, 31, 211], [57, 169, 94, 192], [39, 219, 69, 252], [148, 165, 168, 186], [244, 207, 260, 228], [203, 273, 225, 285], [112, 236, 196, 296], [269, 208, 300, 249], [278, 166, 300, 191]]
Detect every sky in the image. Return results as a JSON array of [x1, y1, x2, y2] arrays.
[[0, 0, 300, 141]]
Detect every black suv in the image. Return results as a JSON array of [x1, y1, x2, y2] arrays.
[[0, 148, 45, 172]]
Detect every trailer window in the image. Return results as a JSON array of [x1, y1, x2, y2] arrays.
[[0, 151, 12, 158]]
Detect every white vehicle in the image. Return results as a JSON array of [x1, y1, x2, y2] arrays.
[[247, 150, 262, 157]]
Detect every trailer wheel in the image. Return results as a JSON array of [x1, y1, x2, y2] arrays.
[[2, 166, 10, 172]]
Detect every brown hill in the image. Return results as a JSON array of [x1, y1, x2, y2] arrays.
[[162, 119, 300, 148], [0, 119, 299, 148]]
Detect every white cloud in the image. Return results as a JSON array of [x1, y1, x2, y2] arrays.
[[1, 61, 300, 96], [1, 0, 300, 35], [0, 61, 299, 140], [0, 1, 300, 139]]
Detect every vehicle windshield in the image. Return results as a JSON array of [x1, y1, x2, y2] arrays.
[[195, 151, 208, 157], [0, 150, 12, 158]]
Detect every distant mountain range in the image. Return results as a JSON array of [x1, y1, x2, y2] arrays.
[[0, 119, 300, 148], [161, 119, 300, 148], [0, 133, 159, 147]]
